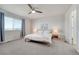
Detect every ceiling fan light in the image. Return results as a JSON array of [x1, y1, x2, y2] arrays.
[[32, 10, 35, 13]]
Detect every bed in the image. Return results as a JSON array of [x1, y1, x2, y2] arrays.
[[24, 30, 52, 45]]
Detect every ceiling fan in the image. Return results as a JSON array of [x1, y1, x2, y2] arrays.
[[28, 4, 43, 14]]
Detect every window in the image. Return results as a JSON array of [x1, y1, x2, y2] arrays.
[[4, 16, 13, 30], [4, 16, 22, 31], [13, 19, 22, 30]]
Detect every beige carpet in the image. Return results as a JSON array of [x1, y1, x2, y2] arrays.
[[0, 39, 78, 55]]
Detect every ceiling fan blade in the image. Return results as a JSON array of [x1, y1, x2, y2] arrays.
[[28, 4, 33, 10], [35, 10, 43, 13], [28, 11, 32, 14]]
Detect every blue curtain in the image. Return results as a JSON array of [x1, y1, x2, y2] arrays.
[[21, 19, 25, 37], [0, 12, 4, 42]]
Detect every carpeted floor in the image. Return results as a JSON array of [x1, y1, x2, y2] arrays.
[[0, 39, 78, 55]]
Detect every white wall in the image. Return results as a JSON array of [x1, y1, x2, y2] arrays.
[[76, 5, 79, 49], [65, 5, 77, 45], [65, 6, 72, 44], [25, 18, 32, 35], [4, 30, 21, 42], [32, 15, 65, 34]]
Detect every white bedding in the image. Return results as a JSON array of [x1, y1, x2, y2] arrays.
[[24, 33, 52, 44]]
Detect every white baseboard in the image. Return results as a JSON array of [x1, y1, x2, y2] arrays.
[[0, 38, 21, 44], [76, 48, 79, 53], [72, 46, 79, 53]]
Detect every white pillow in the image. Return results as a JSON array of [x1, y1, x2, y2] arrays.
[[43, 31, 50, 34], [37, 30, 43, 34]]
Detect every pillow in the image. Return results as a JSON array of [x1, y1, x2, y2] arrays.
[[37, 30, 43, 34], [43, 31, 50, 34]]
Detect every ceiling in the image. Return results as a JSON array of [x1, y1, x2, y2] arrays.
[[0, 4, 71, 19]]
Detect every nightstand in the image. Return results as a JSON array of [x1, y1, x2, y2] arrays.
[[51, 34, 59, 39]]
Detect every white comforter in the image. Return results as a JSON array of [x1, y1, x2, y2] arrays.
[[24, 33, 52, 44]]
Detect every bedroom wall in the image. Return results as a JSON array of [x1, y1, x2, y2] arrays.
[[4, 30, 21, 42], [65, 5, 77, 45], [32, 15, 65, 35], [25, 18, 32, 35], [64, 6, 72, 44], [76, 5, 79, 49]]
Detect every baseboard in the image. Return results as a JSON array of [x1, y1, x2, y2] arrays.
[[0, 38, 22, 44], [72, 46, 79, 53], [64, 40, 79, 54], [76, 48, 79, 53]]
